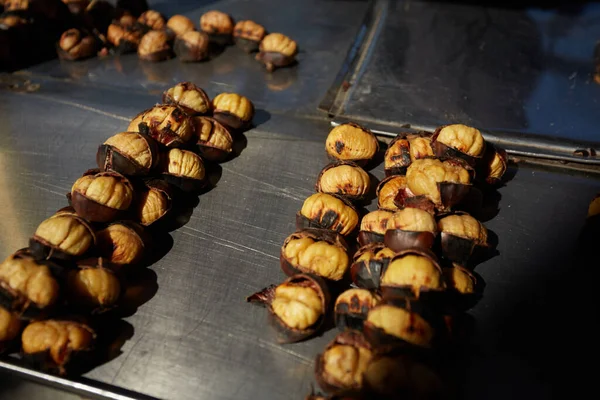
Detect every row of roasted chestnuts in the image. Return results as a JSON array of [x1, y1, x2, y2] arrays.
[[0, 81, 255, 375], [248, 121, 509, 398]]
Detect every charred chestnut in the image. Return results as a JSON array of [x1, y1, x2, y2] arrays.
[[256, 32, 297, 71], [193, 116, 233, 162], [136, 179, 172, 227], [350, 243, 395, 290], [21, 320, 95, 375], [233, 20, 265, 53], [57, 28, 97, 61], [325, 123, 378, 166], [358, 210, 393, 246], [335, 289, 381, 331], [66, 263, 121, 311], [130, 105, 194, 146], [137, 9, 164, 31], [107, 23, 143, 54], [0, 306, 20, 353], [162, 82, 210, 116], [478, 144, 507, 185], [438, 212, 488, 264], [316, 161, 370, 201], [364, 303, 434, 349], [443, 264, 480, 312], [296, 193, 359, 236], [138, 30, 171, 61], [384, 135, 411, 176], [160, 148, 206, 192], [200, 10, 233, 46], [280, 229, 349, 281], [71, 170, 133, 223], [97, 131, 159, 176], [376, 175, 407, 212], [174, 30, 209, 62], [30, 212, 95, 261], [211, 92, 255, 131], [247, 274, 329, 344], [166, 14, 195, 39], [383, 207, 437, 252], [96, 221, 146, 268], [315, 330, 373, 395], [431, 124, 485, 166]]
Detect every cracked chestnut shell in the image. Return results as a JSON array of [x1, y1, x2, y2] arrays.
[[97, 131, 159, 176], [0, 306, 21, 353], [315, 161, 370, 201], [383, 207, 437, 252], [438, 212, 488, 265], [96, 221, 147, 269], [376, 175, 407, 212], [296, 193, 359, 236], [358, 210, 393, 246], [200, 10, 233, 46], [443, 264, 480, 312], [29, 212, 95, 262], [256, 32, 297, 71], [280, 229, 349, 281], [135, 178, 173, 227], [174, 30, 209, 62], [166, 14, 195, 40], [325, 123, 378, 166], [21, 320, 95, 375], [212, 92, 255, 131], [66, 262, 121, 312], [193, 116, 233, 162], [247, 274, 329, 344], [431, 124, 485, 166], [160, 148, 207, 192], [350, 243, 395, 290], [478, 143, 507, 185], [138, 30, 171, 61], [107, 22, 143, 54], [57, 28, 97, 61], [136, 9, 164, 31], [163, 82, 210, 116], [71, 169, 134, 223], [364, 302, 434, 349], [233, 20, 265, 53], [315, 330, 373, 395], [334, 289, 381, 331], [130, 105, 194, 147], [384, 132, 434, 176]]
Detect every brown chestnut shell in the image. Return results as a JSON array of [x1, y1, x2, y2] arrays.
[[431, 125, 486, 167], [96, 131, 159, 176], [255, 51, 296, 72], [384, 229, 435, 253], [334, 288, 381, 331], [350, 242, 394, 290], [174, 31, 210, 62], [477, 143, 508, 186]]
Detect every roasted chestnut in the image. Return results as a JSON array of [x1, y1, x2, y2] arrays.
[[443, 264, 480, 312], [315, 161, 370, 201], [376, 175, 407, 212], [0, 306, 20, 353], [384, 132, 433, 176], [0, 251, 60, 314], [383, 207, 437, 252], [380, 248, 445, 301], [233, 20, 265, 53], [137, 9, 164, 31], [247, 274, 329, 344], [408, 133, 434, 162], [106, 23, 143, 54], [136, 179, 172, 227], [438, 212, 488, 265], [211, 92, 255, 131], [280, 229, 349, 281], [62, 0, 90, 15], [116, 13, 136, 27], [116, 0, 147, 17], [70, 169, 133, 223], [431, 124, 485, 166], [296, 193, 359, 236], [193, 116, 233, 162], [325, 123, 378, 166], [588, 193, 600, 218], [29, 212, 95, 261], [334, 289, 381, 331], [199, 10, 234, 46], [97, 131, 159, 176], [0, 12, 29, 28], [166, 14, 195, 39], [138, 30, 171, 61], [255, 32, 298, 71], [96, 221, 146, 268], [57, 28, 97, 61], [21, 320, 95, 375], [174, 30, 209, 62], [364, 303, 434, 348], [162, 82, 210, 116], [160, 148, 206, 192], [478, 143, 507, 185], [350, 243, 395, 290], [66, 263, 121, 311], [130, 105, 194, 147], [315, 330, 373, 395], [358, 210, 393, 246]]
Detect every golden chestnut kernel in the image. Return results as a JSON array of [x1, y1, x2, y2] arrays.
[[0, 307, 21, 342], [317, 163, 370, 198], [444, 267, 475, 294], [233, 20, 265, 42], [67, 268, 121, 307], [271, 282, 323, 330], [212, 93, 255, 123], [408, 135, 434, 162], [386, 208, 437, 233], [194, 117, 233, 151], [107, 24, 143, 47], [355, 246, 395, 264], [72, 173, 133, 210], [167, 15, 195, 37], [382, 255, 443, 290], [96, 224, 144, 265], [137, 10, 165, 30], [104, 132, 153, 169], [284, 237, 349, 281], [438, 214, 487, 244], [200, 10, 233, 34], [367, 305, 433, 347], [138, 30, 170, 58], [21, 320, 94, 365], [325, 123, 378, 164], [361, 210, 394, 235], [34, 215, 94, 256], [138, 188, 169, 225], [58, 28, 96, 60], [322, 344, 372, 388], [118, 13, 136, 27], [128, 111, 145, 132], [487, 149, 507, 182], [0, 254, 59, 309], [260, 33, 297, 57], [377, 176, 407, 211], [384, 137, 410, 171], [588, 194, 600, 218], [164, 149, 205, 180], [164, 82, 210, 115], [137, 105, 194, 145], [335, 288, 381, 313], [436, 124, 485, 157], [300, 193, 359, 236], [406, 158, 470, 205]]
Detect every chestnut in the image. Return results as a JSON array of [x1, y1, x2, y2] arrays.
[[211, 92, 255, 131], [106, 23, 143, 54], [233, 20, 265, 53], [350, 243, 395, 290], [431, 124, 485, 166], [136, 178, 173, 227], [160, 148, 207, 192], [247, 274, 329, 344], [0, 306, 21, 353], [199, 10, 234, 46], [66, 262, 121, 312], [70, 169, 134, 223], [162, 82, 210, 116], [315, 161, 370, 201], [97, 131, 159, 176], [358, 210, 393, 246], [137, 9, 165, 31], [62, 0, 89, 15], [438, 212, 488, 265], [296, 193, 359, 236], [364, 303, 434, 349], [0, 13, 29, 28], [256, 32, 298, 72], [588, 193, 600, 218], [138, 30, 172, 61], [166, 14, 195, 40], [478, 143, 507, 185], [384, 132, 434, 176], [96, 221, 147, 269], [383, 207, 437, 252], [174, 30, 209, 62], [117, 13, 136, 27], [29, 212, 95, 262], [443, 264, 480, 312], [334, 289, 381, 331], [21, 320, 95, 375], [376, 175, 407, 212], [315, 330, 373, 395], [325, 123, 378, 166], [130, 105, 194, 147], [57, 28, 97, 61], [280, 229, 349, 281], [192, 116, 233, 162]]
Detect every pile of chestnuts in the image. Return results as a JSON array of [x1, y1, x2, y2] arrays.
[[247, 122, 510, 399], [0, 81, 255, 375]]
